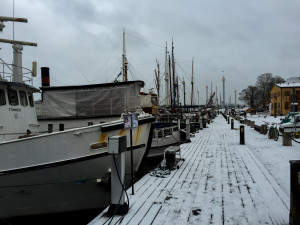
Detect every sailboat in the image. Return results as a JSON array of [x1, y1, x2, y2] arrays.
[[148, 42, 181, 155], [0, 16, 154, 219]]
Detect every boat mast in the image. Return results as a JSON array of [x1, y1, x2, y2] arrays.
[[191, 58, 194, 106], [122, 28, 128, 82], [206, 85, 208, 104], [164, 42, 169, 107], [154, 59, 160, 105], [168, 54, 173, 110], [176, 76, 179, 107], [183, 77, 186, 107], [172, 39, 175, 111], [216, 86, 218, 107]]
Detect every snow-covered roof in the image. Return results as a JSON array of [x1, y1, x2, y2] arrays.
[[276, 82, 300, 88], [286, 77, 300, 83]]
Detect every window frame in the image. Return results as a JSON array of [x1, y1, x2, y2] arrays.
[[19, 90, 28, 106], [7, 89, 19, 106], [0, 89, 6, 106], [28, 92, 34, 107]]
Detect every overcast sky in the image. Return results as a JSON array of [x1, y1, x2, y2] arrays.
[[1, 0, 300, 105]]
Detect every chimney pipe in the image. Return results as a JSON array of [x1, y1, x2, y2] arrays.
[[41, 67, 50, 86]]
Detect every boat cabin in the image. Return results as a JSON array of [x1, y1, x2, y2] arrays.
[[0, 80, 40, 141]]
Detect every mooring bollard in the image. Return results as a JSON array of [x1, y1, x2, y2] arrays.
[[199, 117, 203, 130], [186, 118, 191, 142], [240, 125, 245, 145], [227, 117, 230, 124], [165, 149, 176, 169], [203, 119, 206, 128], [282, 132, 292, 146], [231, 119, 234, 130], [107, 135, 129, 215], [289, 160, 300, 225], [250, 121, 255, 128]]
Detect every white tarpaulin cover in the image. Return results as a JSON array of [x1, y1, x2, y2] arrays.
[[37, 82, 142, 118]]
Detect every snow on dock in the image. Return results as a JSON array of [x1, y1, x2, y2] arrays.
[[89, 115, 297, 225]]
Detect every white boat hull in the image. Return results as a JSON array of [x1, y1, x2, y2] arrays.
[[151, 129, 181, 149], [0, 115, 154, 218]]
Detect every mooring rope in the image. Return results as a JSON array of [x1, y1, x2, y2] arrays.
[[287, 133, 300, 144]]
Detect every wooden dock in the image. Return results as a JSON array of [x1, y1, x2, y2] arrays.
[[89, 116, 289, 225]]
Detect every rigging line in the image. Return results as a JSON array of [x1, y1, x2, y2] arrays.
[[126, 32, 165, 48], [71, 62, 90, 84], [92, 36, 122, 83], [127, 64, 139, 81], [127, 62, 155, 92], [105, 61, 122, 83], [175, 61, 190, 79]]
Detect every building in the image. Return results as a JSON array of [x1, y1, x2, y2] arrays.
[[270, 79, 300, 116]]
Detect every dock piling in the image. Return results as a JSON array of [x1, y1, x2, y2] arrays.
[[240, 125, 245, 145], [289, 160, 300, 225], [282, 132, 292, 146], [186, 118, 191, 142]]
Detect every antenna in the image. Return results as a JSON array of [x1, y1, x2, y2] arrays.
[[0, 16, 28, 32], [13, 0, 14, 40], [0, 16, 37, 83]]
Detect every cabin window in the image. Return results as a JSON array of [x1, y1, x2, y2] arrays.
[[8, 90, 19, 106], [19, 91, 28, 106], [0, 89, 6, 105], [28, 92, 34, 107]]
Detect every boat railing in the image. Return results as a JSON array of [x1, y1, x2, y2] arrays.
[[153, 125, 179, 138], [0, 61, 33, 85]]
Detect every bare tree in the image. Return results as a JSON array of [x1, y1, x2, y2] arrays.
[[239, 73, 285, 109]]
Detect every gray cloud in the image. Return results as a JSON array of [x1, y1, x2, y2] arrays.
[[1, 0, 300, 104]]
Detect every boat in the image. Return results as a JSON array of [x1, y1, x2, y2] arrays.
[[0, 16, 154, 219], [279, 114, 300, 133], [140, 91, 181, 155], [35, 71, 149, 133], [151, 122, 181, 149]]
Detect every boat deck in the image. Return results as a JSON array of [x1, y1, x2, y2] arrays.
[[89, 115, 289, 225]]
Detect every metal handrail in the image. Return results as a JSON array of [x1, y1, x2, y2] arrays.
[[0, 61, 33, 85]]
